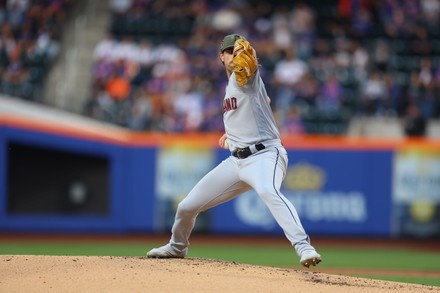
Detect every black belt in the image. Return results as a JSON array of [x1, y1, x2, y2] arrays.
[[232, 143, 265, 159]]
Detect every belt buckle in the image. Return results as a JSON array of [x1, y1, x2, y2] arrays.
[[236, 148, 245, 159]]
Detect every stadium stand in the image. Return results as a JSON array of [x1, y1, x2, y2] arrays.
[[2, 0, 440, 137], [0, 0, 71, 102], [80, 0, 440, 136]]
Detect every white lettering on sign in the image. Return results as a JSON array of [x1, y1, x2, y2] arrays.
[[235, 191, 367, 228], [394, 152, 440, 203], [289, 191, 367, 222]]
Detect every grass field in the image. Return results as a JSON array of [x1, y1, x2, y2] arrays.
[[1, 236, 439, 287]]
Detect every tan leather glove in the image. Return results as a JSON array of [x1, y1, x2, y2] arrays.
[[232, 39, 258, 86]]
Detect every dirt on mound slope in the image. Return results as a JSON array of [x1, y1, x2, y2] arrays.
[[1, 255, 438, 293]]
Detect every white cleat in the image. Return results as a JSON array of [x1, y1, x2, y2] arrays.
[[146, 244, 186, 259], [300, 250, 322, 268]]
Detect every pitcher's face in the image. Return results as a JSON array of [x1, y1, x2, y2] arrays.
[[220, 47, 234, 72]]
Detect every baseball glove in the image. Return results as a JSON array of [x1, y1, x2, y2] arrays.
[[232, 39, 258, 87]]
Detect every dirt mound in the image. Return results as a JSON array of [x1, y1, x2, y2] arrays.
[[1, 255, 438, 293]]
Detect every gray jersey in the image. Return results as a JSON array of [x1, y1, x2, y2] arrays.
[[223, 70, 280, 150]]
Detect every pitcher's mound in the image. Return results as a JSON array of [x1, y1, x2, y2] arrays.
[[1, 255, 437, 292]]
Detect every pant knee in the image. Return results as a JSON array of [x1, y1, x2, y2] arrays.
[[176, 201, 199, 217]]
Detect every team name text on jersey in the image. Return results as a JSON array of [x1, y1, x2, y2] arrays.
[[223, 97, 237, 113]]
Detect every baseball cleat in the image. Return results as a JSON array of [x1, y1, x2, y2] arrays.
[[146, 244, 186, 258], [300, 250, 321, 268]]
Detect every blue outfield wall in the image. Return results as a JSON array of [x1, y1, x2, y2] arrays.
[[0, 123, 394, 236], [0, 125, 157, 233]]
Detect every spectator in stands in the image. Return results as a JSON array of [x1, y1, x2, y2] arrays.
[[136, 39, 153, 67], [110, 0, 133, 17], [409, 26, 433, 56], [6, 0, 27, 30], [417, 58, 437, 119], [211, 5, 242, 32], [173, 80, 203, 132], [317, 74, 343, 111], [272, 47, 309, 124], [383, 7, 409, 38], [85, 81, 117, 123], [289, 1, 316, 59], [372, 39, 390, 72], [296, 73, 319, 107], [127, 87, 152, 131], [361, 71, 387, 115], [352, 41, 369, 79], [421, 0, 440, 27], [2, 48, 28, 96], [106, 71, 131, 102], [272, 5, 293, 51], [383, 73, 402, 116], [403, 103, 427, 137], [35, 26, 60, 62], [333, 38, 352, 70], [419, 57, 434, 87], [93, 34, 118, 62], [280, 105, 305, 135], [350, 3, 373, 37]]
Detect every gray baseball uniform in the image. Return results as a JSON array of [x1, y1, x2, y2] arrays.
[[167, 70, 316, 258]]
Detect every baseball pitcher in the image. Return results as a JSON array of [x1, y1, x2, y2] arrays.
[[147, 34, 321, 268]]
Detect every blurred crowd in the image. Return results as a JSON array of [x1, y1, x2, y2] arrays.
[[0, 0, 70, 101], [3, 0, 439, 136]]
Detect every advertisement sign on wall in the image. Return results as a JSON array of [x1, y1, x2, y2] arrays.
[[211, 150, 393, 236], [393, 149, 440, 237], [154, 144, 215, 232]]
